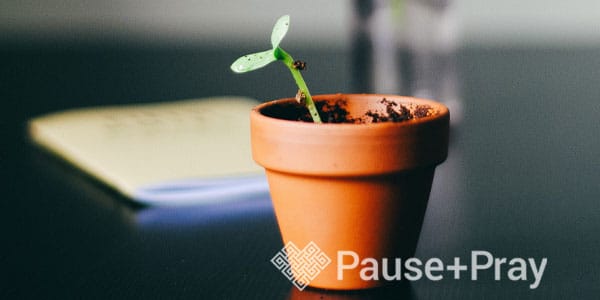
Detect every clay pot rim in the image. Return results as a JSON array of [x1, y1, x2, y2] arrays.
[[251, 93, 450, 176], [251, 93, 449, 129]]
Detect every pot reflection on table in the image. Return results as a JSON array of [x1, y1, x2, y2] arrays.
[[287, 281, 413, 300]]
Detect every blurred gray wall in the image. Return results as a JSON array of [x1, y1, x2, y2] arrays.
[[1, 0, 599, 48]]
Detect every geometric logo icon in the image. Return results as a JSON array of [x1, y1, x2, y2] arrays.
[[270, 241, 332, 291]]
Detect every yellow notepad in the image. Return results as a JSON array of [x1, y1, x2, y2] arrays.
[[28, 96, 268, 206]]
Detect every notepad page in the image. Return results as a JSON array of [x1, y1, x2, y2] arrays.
[[28, 96, 264, 201]]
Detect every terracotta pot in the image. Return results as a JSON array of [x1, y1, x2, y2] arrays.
[[251, 94, 449, 290]]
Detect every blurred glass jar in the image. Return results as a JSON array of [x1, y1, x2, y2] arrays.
[[351, 0, 462, 122]]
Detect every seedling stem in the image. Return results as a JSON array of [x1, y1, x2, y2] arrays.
[[230, 15, 322, 123]]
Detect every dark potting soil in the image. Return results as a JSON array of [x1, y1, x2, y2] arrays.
[[261, 98, 435, 124]]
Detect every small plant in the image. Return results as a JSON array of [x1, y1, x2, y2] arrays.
[[230, 15, 322, 123]]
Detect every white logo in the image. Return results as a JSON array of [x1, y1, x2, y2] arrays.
[[270, 241, 331, 291]]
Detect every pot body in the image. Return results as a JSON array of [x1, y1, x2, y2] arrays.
[[250, 94, 449, 290]]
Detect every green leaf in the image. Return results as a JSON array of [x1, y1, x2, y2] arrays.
[[230, 49, 276, 73], [271, 15, 290, 49]]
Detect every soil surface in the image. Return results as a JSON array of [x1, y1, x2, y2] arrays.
[[262, 98, 436, 124]]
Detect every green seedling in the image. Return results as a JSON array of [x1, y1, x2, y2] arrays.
[[230, 15, 322, 123]]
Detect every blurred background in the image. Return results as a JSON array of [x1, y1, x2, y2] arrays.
[[2, 0, 597, 127], [2, 0, 599, 119], [2, 0, 599, 48]]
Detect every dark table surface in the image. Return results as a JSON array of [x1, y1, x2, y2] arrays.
[[2, 43, 599, 299]]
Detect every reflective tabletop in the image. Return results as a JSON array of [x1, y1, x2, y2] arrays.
[[2, 44, 599, 299]]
